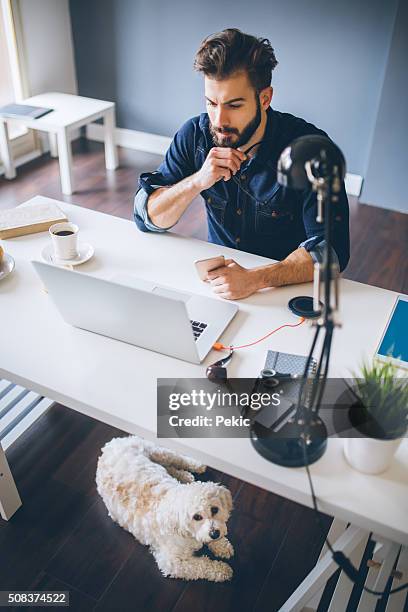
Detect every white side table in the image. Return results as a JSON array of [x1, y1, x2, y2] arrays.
[[0, 92, 119, 195]]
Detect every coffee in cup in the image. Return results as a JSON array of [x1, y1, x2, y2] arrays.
[[49, 222, 79, 260]]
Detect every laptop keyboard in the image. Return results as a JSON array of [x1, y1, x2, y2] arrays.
[[190, 320, 208, 341]]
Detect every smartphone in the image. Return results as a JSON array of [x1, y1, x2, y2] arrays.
[[194, 255, 225, 281]]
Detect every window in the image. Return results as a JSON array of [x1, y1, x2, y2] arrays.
[[0, 7, 15, 105], [0, 0, 36, 154]]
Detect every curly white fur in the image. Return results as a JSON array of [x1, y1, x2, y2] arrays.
[[96, 436, 234, 581]]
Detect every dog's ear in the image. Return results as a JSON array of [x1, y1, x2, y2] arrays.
[[219, 485, 233, 514]]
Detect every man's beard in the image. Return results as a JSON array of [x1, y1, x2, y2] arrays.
[[210, 96, 262, 149]]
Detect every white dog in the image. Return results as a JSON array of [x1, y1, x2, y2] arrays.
[[96, 436, 234, 582]]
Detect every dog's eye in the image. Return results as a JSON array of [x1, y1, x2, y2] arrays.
[[211, 506, 219, 515], [193, 513, 203, 521]]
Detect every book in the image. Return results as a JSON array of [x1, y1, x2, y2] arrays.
[[0, 203, 68, 239], [0, 103, 54, 120]]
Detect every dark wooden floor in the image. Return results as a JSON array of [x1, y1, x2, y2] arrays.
[[1, 405, 335, 612], [1, 140, 407, 612]]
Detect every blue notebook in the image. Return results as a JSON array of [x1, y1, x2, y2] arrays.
[[0, 103, 53, 120]]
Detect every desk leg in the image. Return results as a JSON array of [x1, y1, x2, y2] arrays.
[[48, 132, 58, 158], [0, 120, 17, 179], [327, 531, 369, 611], [385, 545, 408, 612], [356, 536, 400, 611], [282, 526, 405, 612], [57, 128, 73, 195], [104, 107, 118, 170], [304, 519, 348, 610], [279, 525, 367, 612], [0, 443, 22, 520]]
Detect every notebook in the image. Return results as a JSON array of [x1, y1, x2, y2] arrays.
[[265, 350, 317, 378], [264, 350, 317, 403], [0, 103, 53, 120]]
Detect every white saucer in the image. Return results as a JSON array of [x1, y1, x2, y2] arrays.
[[41, 242, 94, 266], [0, 252, 15, 281]]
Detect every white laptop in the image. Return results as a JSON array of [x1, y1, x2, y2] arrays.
[[32, 260, 238, 364]]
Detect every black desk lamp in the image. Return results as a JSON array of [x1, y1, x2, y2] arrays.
[[251, 135, 346, 467]]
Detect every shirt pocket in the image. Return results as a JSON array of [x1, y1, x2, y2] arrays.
[[255, 186, 293, 235], [203, 190, 227, 226]]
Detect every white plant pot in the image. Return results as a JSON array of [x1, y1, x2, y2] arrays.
[[344, 436, 403, 475]]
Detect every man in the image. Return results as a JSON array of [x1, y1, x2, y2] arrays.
[[134, 28, 350, 300]]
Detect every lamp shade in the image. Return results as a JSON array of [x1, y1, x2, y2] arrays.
[[277, 135, 346, 190]]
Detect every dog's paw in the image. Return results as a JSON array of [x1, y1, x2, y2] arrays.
[[191, 462, 207, 474], [166, 466, 195, 483], [211, 560, 233, 582], [220, 539, 234, 559], [208, 537, 234, 559]]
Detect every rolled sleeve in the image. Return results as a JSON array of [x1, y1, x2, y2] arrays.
[[133, 187, 167, 233], [299, 236, 340, 270], [301, 182, 350, 273], [133, 117, 198, 233]]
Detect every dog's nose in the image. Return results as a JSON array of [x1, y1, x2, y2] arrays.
[[209, 529, 220, 540]]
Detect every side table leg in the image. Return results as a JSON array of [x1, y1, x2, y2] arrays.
[[0, 443, 22, 520], [104, 107, 118, 170], [0, 120, 17, 179], [57, 128, 73, 195], [48, 132, 58, 157]]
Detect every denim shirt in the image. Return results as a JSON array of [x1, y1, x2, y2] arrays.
[[134, 107, 350, 272]]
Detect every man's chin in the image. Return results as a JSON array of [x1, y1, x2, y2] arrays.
[[214, 134, 238, 148]]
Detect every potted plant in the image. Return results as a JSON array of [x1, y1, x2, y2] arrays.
[[344, 359, 408, 474]]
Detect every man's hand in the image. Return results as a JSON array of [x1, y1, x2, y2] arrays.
[[193, 148, 246, 191], [207, 259, 262, 300], [204, 248, 315, 300]]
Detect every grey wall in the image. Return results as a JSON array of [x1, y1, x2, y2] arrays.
[[362, 0, 408, 212], [69, 0, 405, 210]]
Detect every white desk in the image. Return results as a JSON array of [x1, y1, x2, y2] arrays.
[[1, 196, 407, 610], [0, 93, 118, 195]]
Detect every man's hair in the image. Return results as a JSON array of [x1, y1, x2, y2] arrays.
[[194, 28, 278, 92]]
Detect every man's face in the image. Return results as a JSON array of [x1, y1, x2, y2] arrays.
[[205, 71, 266, 149]]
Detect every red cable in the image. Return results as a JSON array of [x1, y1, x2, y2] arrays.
[[213, 317, 305, 351]]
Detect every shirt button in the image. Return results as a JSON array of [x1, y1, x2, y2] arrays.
[[237, 208, 242, 215], [236, 237, 241, 243], [271, 210, 279, 217], [208, 197, 212, 204], [240, 174, 246, 181]]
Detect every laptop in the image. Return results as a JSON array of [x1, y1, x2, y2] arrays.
[[32, 260, 238, 364]]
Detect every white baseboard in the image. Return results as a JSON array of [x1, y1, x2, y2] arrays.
[[0, 130, 82, 177], [86, 123, 363, 197], [0, 148, 43, 177], [86, 123, 171, 157]]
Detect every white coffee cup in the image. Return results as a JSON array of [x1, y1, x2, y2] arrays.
[[49, 222, 79, 260]]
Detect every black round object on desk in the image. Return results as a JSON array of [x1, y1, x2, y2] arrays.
[[250, 416, 328, 467], [288, 296, 322, 319]]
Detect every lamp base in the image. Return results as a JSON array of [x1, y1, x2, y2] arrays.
[[250, 417, 328, 467]]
